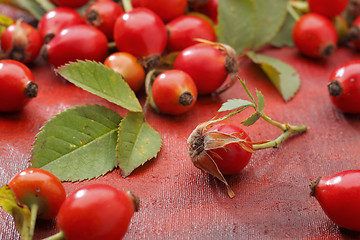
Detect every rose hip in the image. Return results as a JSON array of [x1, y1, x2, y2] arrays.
[[42, 25, 108, 67], [1, 21, 43, 64], [310, 170, 360, 231], [327, 60, 360, 113]]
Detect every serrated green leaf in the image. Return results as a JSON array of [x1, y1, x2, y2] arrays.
[[256, 90, 265, 113], [242, 112, 261, 126], [218, 99, 255, 112], [0, 186, 31, 240], [56, 61, 143, 112], [10, 0, 47, 20], [217, 0, 256, 54], [246, 51, 300, 102], [270, 13, 296, 48], [31, 105, 123, 181], [117, 112, 162, 177], [252, 0, 288, 50]]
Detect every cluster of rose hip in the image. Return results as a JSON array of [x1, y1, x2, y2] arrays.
[[292, 0, 360, 114], [0, 0, 230, 116], [5, 168, 138, 239], [290, 1, 360, 232]]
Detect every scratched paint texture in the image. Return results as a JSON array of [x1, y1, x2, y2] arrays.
[[1, 46, 360, 240]]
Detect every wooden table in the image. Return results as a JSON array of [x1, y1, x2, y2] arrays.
[[1, 46, 360, 239]]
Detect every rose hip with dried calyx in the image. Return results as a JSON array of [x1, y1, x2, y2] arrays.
[[187, 78, 307, 198], [1, 20, 43, 64]]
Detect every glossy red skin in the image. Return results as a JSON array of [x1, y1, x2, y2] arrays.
[[194, 0, 218, 24], [1, 22, 43, 64], [0, 59, 36, 112], [206, 124, 253, 175], [45, 25, 108, 67], [56, 184, 135, 240], [113, 8, 167, 58], [50, 0, 90, 8], [131, 0, 141, 8], [85, 1, 124, 40], [174, 43, 228, 95], [166, 15, 216, 52], [8, 168, 66, 220], [328, 60, 360, 113], [104, 52, 145, 93], [37, 7, 85, 43], [152, 69, 198, 115], [139, 0, 187, 22], [313, 170, 360, 231], [307, 0, 349, 19], [292, 13, 337, 58]]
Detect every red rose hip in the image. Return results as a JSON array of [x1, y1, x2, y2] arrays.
[[42, 25, 108, 67], [292, 13, 337, 58], [327, 60, 360, 113], [310, 170, 360, 231], [0, 59, 38, 112]]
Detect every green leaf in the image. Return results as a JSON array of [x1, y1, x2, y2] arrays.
[[218, 99, 255, 112], [10, 0, 47, 20], [270, 13, 296, 48], [117, 112, 162, 177], [217, 0, 288, 53], [217, 0, 256, 54], [246, 51, 301, 102], [31, 105, 123, 181], [0, 186, 31, 240], [252, 0, 288, 50], [256, 90, 265, 113], [242, 112, 261, 126], [56, 60, 143, 113]]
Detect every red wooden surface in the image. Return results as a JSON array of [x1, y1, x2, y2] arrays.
[[1, 46, 360, 239]]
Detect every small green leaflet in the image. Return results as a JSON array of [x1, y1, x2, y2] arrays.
[[31, 105, 122, 181], [246, 51, 300, 102], [242, 112, 261, 126], [256, 89, 265, 113], [117, 112, 162, 177], [218, 81, 265, 127], [218, 99, 255, 112], [0, 186, 31, 240], [56, 60, 142, 113], [217, 0, 288, 54]]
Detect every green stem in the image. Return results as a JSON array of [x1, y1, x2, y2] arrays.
[[290, 0, 309, 13], [29, 203, 38, 240], [287, 3, 301, 21], [261, 114, 287, 131], [108, 41, 117, 50], [122, 0, 133, 12], [253, 123, 307, 150], [42, 231, 66, 240]]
